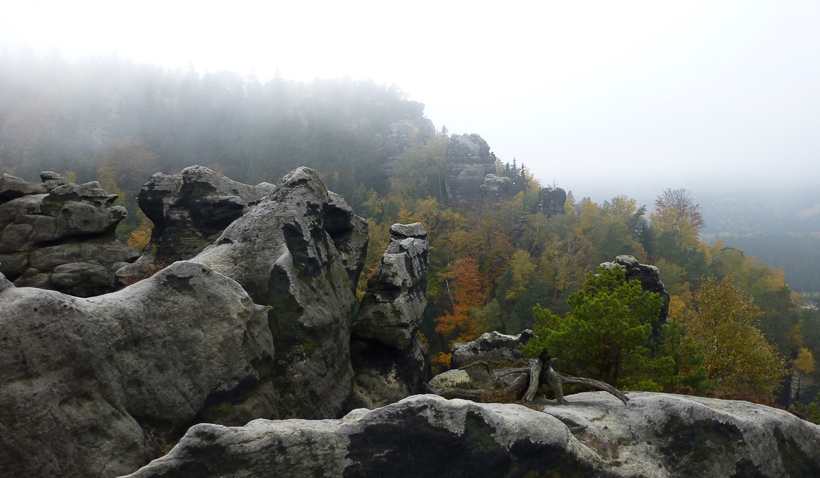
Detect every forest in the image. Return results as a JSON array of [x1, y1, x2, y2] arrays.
[[1, 50, 818, 417]]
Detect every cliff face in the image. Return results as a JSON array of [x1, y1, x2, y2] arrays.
[[445, 134, 496, 200]]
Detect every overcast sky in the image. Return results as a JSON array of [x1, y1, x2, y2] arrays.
[[2, 1, 819, 203]]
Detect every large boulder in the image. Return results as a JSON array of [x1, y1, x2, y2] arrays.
[[124, 392, 820, 478], [351, 222, 431, 408], [191, 167, 369, 419], [445, 134, 496, 200], [0, 262, 273, 478], [136, 165, 276, 264], [0, 172, 138, 296], [450, 329, 534, 369]]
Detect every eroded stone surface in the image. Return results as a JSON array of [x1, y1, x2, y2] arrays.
[[0, 263, 273, 478], [351, 222, 431, 409], [450, 330, 534, 369], [192, 167, 367, 419], [126, 392, 820, 478], [135, 165, 276, 264], [445, 134, 496, 200], [0, 172, 138, 296]]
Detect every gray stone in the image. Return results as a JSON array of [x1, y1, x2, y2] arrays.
[[125, 392, 820, 478], [450, 330, 534, 369], [0, 194, 44, 229], [137, 165, 276, 263], [601, 255, 670, 322], [325, 191, 369, 291], [0, 173, 138, 296], [0, 261, 274, 478], [191, 167, 364, 419], [29, 242, 138, 272], [351, 222, 430, 408], [39, 171, 69, 190], [0, 253, 28, 278], [0, 174, 46, 202], [480, 174, 514, 199], [445, 134, 496, 200], [539, 187, 567, 217], [389, 222, 428, 239]]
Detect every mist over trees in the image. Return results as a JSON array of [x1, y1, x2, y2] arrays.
[[2, 51, 817, 410], [0, 49, 429, 200]]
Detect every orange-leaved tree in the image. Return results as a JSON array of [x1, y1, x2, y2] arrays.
[[433, 257, 486, 367]]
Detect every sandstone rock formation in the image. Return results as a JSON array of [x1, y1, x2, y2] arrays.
[[0, 262, 273, 478], [191, 167, 369, 419], [0, 167, 437, 477], [538, 186, 567, 217], [0, 172, 139, 296], [479, 174, 514, 199], [445, 134, 496, 200], [601, 254, 670, 322], [351, 222, 431, 408], [124, 392, 820, 478], [133, 165, 276, 265], [450, 329, 534, 369]]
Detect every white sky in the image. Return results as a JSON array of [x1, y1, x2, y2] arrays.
[[2, 0, 819, 202]]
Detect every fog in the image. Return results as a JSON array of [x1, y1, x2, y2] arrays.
[[2, 1, 820, 201]]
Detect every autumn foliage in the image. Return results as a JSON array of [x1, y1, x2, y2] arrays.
[[434, 257, 486, 348]]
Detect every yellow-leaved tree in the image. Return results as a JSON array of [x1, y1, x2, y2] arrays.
[[684, 277, 788, 402]]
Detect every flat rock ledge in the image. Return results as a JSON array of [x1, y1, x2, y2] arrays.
[[125, 392, 820, 478]]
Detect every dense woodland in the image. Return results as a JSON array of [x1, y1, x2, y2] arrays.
[[2, 51, 818, 417]]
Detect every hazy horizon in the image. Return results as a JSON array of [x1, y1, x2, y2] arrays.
[[2, 1, 819, 200]]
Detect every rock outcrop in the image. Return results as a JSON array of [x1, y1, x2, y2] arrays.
[[0, 262, 273, 478], [0, 167, 437, 477], [191, 167, 368, 419], [381, 101, 435, 178], [125, 392, 820, 478], [351, 222, 431, 408], [445, 134, 496, 200], [0, 172, 139, 296], [450, 329, 534, 369], [601, 255, 670, 322], [479, 174, 514, 199], [538, 186, 567, 217], [134, 165, 276, 264]]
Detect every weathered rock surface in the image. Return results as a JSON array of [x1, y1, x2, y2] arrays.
[[136, 165, 276, 264], [445, 134, 496, 200], [0, 172, 138, 296], [125, 392, 820, 478], [0, 262, 273, 478], [450, 329, 534, 369], [601, 254, 670, 322], [351, 222, 431, 408], [539, 186, 567, 217], [480, 174, 514, 199], [191, 167, 368, 419]]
